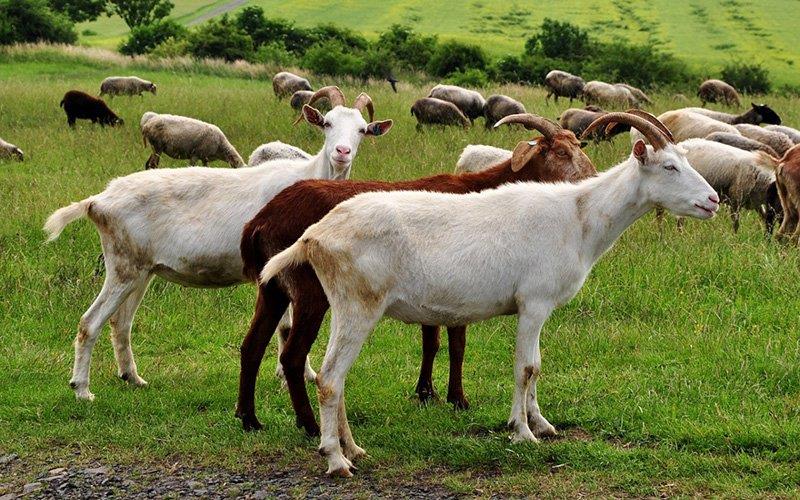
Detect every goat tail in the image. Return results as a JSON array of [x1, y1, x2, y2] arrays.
[[44, 198, 91, 242], [259, 239, 309, 284]]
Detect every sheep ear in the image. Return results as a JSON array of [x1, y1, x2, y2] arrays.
[[510, 140, 539, 172], [366, 119, 393, 137], [302, 104, 325, 128], [633, 139, 647, 164]]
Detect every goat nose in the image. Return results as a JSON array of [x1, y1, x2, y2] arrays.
[[709, 194, 720, 204], [336, 145, 351, 155]]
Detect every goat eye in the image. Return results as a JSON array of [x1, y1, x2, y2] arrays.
[[556, 150, 567, 157], [359, 129, 366, 135], [664, 165, 677, 172], [323, 122, 331, 128]]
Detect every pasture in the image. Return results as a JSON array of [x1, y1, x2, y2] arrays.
[[1, 51, 800, 497]]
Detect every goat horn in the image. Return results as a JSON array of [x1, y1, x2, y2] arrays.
[[493, 113, 561, 140], [582, 112, 669, 150], [625, 109, 674, 142], [292, 86, 347, 125], [352, 93, 374, 122]]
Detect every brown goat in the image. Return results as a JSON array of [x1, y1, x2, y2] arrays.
[[235, 114, 597, 435], [776, 144, 800, 243]]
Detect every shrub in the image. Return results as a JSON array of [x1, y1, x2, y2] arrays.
[[357, 46, 394, 80], [48, 0, 105, 23], [584, 42, 692, 88], [307, 23, 367, 51], [427, 40, 487, 77], [376, 24, 437, 69], [447, 68, 488, 88], [149, 36, 189, 58], [721, 62, 771, 94], [186, 15, 253, 62], [301, 41, 363, 77], [253, 41, 297, 67], [525, 18, 590, 60], [0, 0, 77, 45], [119, 19, 186, 55]]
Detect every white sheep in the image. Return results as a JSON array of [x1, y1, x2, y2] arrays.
[[632, 110, 739, 144], [0, 137, 23, 161], [43, 87, 393, 402], [140, 112, 246, 169], [259, 113, 719, 477], [582, 81, 638, 108], [454, 144, 512, 173], [734, 124, 794, 156], [248, 141, 311, 166], [100, 76, 157, 97], [765, 125, 800, 145]]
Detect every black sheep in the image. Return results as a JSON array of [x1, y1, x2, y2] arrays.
[[60, 90, 124, 128]]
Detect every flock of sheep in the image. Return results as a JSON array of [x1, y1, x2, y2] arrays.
[[12, 67, 800, 477]]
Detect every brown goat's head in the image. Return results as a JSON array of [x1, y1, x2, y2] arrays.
[[495, 113, 597, 182]]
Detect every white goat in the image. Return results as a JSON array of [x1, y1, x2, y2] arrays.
[[248, 141, 311, 166], [454, 144, 511, 173], [43, 87, 393, 401], [259, 113, 719, 477]]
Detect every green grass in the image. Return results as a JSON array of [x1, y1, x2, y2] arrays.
[[2, 51, 800, 496], [78, 0, 800, 86]]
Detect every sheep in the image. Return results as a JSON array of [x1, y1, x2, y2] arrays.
[[258, 112, 718, 476], [775, 145, 800, 243], [684, 103, 781, 125], [615, 83, 652, 105], [248, 141, 311, 167], [43, 87, 393, 402], [99, 76, 157, 97], [0, 137, 23, 161], [483, 94, 526, 129], [428, 84, 486, 124], [704, 132, 778, 157], [544, 70, 585, 103], [765, 125, 800, 145], [290, 90, 330, 114], [698, 79, 741, 107], [455, 145, 512, 173], [559, 105, 635, 140], [60, 90, 123, 128], [140, 112, 245, 169], [734, 124, 794, 156], [582, 80, 638, 108], [410, 97, 470, 130], [272, 72, 312, 99], [680, 138, 781, 235], [236, 113, 598, 434], [632, 110, 739, 144]]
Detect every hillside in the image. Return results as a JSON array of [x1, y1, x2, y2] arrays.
[[81, 0, 800, 85]]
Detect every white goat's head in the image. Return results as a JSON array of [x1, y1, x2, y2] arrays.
[[298, 86, 393, 179], [585, 111, 720, 219]]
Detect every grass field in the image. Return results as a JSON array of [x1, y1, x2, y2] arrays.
[[78, 0, 800, 87], [2, 48, 800, 496]]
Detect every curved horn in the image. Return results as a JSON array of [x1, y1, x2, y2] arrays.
[[582, 112, 669, 150], [292, 86, 347, 125], [352, 93, 374, 122], [493, 113, 561, 140]]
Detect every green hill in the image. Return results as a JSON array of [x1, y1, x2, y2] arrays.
[[80, 0, 800, 86]]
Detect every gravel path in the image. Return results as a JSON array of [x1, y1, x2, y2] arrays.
[[187, 0, 248, 26]]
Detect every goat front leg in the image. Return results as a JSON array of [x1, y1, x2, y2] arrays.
[[415, 325, 440, 403], [508, 303, 550, 443], [446, 325, 469, 409]]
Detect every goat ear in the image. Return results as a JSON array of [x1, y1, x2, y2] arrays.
[[633, 139, 647, 164], [302, 104, 325, 128], [366, 119, 393, 137], [510, 140, 539, 172]]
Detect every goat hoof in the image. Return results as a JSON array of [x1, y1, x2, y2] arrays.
[[448, 395, 470, 410], [416, 386, 438, 405], [239, 414, 263, 432], [343, 444, 366, 461], [297, 418, 320, 437], [327, 466, 353, 478]]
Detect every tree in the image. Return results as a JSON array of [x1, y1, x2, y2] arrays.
[[525, 18, 590, 60], [0, 0, 77, 44], [48, 0, 105, 23], [186, 14, 253, 62], [106, 0, 173, 29], [119, 18, 185, 55]]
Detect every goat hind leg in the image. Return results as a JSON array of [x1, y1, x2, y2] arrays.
[[109, 274, 152, 387]]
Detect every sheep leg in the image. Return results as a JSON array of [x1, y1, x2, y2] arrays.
[[508, 304, 549, 444], [70, 270, 144, 401], [109, 274, 152, 387], [236, 280, 289, 431], [446, 325, 469, 410], [730, 206, 741, 233], [145, 153, 160, 170], [415, 325, 440, 403]]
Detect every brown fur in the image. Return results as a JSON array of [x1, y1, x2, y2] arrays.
[[483, 95, 526, 129], [698, 79, 741, 107], [60, 90, 123, 128], [410, 97, 470, 130], [235, 128, 597, 435], [776, 145, 800, 243]]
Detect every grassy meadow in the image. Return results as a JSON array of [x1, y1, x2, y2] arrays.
[[78, 0, 800, 87], [1, 49, 800, 497]]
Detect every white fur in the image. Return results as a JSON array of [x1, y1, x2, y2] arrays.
[[44, 104, 389, 401], [100, 76, 156, 97], [765, 125, 800, 145], [260, 143, 719, 476], [140, 112, 245, 168], [454, 145, 511, 173], [248, 141, 312, 166], [632, 110, 739, 144], [734, 124, 794, 156], [0, 137, 23, 161], [583, 81, 638, 108]]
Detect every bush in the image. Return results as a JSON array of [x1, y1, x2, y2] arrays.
[[357, 46, 395, 80], [447, 68, 488, 88], [119, 19, 186, 55], [721, 62, 771, 94], [584, 42, 692, 88], [301, 41, 363, 77], [149, 36, 189, 58], [427, 40, 487, 77], [253, 41, 297, 67], [376, 24, 437, 69], [525, 18, 590, 60], [0, 0, 77, 45], [186, 15, 253, 62], [307, 23, 367, 51]]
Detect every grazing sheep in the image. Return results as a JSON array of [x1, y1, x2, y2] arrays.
[[140, 112, 245, 169], [483, 94, 526, 129], [681, 138, 781, 235], [258, 113, 717, 476], [704, 132, 778, 157], [583, 80, 638, 108], [455, 145, 512, 173], [60, 90, 123, 128], [685, 103, 781, 125], [544, 70, 585, 103], [775, 144, 800, 243], [273, 72, 312, 99], [0, 137, 23, 161], [290, 90, 330, 113], [44, 86, 393, 402], [615, 83, 652, 105], [428, 84, 486, 124], [410, 97, 470, 130], [765, 125, 800, 145], [559, 106, 632, 140], [734, 124, 794, 156], [236, 113, 597, 434], [633, 110, 739, 143], [698, 79, 741, 107], [99, 76, 157, 97], [248, 141, 311, 166]]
